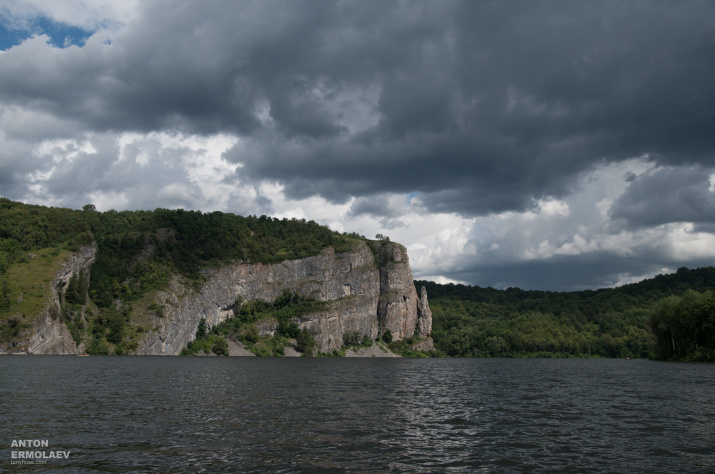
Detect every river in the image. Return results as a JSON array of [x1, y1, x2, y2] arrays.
[[1, 357, 713, 472]]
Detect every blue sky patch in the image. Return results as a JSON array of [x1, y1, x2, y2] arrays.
[[0, 16, 93, 50]]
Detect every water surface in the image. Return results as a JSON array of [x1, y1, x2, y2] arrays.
[[1, 357, 713, 472]]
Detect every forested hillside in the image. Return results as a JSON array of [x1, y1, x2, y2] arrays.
[[418, 266, 715, 360], [3, 198, 713, 360], [0, 198, 361, 352]]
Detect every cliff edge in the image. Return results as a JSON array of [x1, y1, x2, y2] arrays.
[[1, 240, 431, 355], [138, 241, 432, 354]]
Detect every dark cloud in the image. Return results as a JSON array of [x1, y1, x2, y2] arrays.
[[443, 251, 688, 292], [349, 194, 406, 219], [2, 1, 715, 292], [1, 1, 713, 218], [610, 166, 715, 227]]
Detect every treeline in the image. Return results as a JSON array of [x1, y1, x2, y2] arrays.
[[0, 198, 362, 351], [84, 207, 359, 307], [0, 198, 91, 272], [650, 290, 715, 361], [418, 266, 715, 360], [0, 198, 359, 309], [86, 210, 353, 307]]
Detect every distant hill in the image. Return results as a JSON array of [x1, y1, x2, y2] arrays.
[[417, 266, 715, 360]]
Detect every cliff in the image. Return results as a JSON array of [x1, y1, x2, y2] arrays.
[[1, 239, 431, 355], [1, 243, 97, 355], [137, 241, 432, 354]]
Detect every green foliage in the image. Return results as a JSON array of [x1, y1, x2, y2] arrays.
[[234, 289, 322, 329], [181, 290, 322, 356], [106, 312, 125, 344], [0, 280, 11, 311], [0, 199, 360, 313], [277, 319, 300, 339], [0, 316, 31, 341], [0, 198, 90, 259], [181, 318, 232, 356], [343, 331, 371, 347], [211, 336, 228, 356], [181, 337, 212, 356], [87, 336, 109, 355], [0, 199, 363, 350], [418, 267, 715, 359], [388, 338, 429, 358], [649, 290, 715, 361], [296, 328, 317, 355], [250, 344, 272, 357], [196, 317, 207, 339], [381, 329, 393, 343], [63, 314, 84, 347], [243, 324, 260, 344]]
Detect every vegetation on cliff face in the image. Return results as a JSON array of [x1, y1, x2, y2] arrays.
[[84, 206, 359, 308], [0, 198, 363, 352], [419, 266, 715, 360], [181, 290, 323, 356]]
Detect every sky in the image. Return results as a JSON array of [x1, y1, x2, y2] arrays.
[[1, 0, 715, 291]]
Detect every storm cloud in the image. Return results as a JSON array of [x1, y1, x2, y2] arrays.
[[1, 0, 714, 290], [611, 166, 715, 228]]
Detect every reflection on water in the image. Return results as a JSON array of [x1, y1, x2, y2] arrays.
[[1, 357, 714, 472]]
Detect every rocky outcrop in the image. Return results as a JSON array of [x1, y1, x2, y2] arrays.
[[137, 241, 432, 354], [50, 243, 97, 312], [417, 286, 432, 337], [2, 239, 431, 356], [376, 243, 420, 341], [15, 243, 97, 355], [25, 312, 79, 355]]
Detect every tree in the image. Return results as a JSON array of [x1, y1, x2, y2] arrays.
[[212, 337, 228, 356], [107, 312, 125, 344], [296, 328, 316, 355], [196, 318, 207, 339]]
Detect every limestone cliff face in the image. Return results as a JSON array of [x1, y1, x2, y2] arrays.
[[2, 240, 430, 356], [376, 243, 419, 341], [137, 241, 431, 354], [417, 286, 433, 337], [18, 243, 97, 355]]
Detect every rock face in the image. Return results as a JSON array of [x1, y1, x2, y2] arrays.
[[5, 240, 431, 356], [24, 243, 97, 355], [417, 286, 433, 337], [376, 243, 420, 341], [137, 241, 432, 354]]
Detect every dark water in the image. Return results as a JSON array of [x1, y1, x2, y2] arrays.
[[1, 357, 714, 473]]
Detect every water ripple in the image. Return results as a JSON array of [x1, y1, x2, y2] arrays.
[[1, 357, 714, 472]]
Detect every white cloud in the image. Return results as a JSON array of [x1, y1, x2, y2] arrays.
[[537, 198, 570, 218], [416, 275, 469, 285], [6, 124, 715, 290], [0, 0, 138, 32], [1, 2, 714, 291], [87, 189, 128, 212]]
